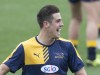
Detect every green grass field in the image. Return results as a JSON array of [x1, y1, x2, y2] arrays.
[[0, 0, 100, 75]]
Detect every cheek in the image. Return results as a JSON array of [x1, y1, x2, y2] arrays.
[[51, 27, 56, 32], [49, 28, 55, 34]]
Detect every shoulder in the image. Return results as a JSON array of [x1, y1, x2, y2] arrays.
[[21, 37, 36, 44], [57, 38, 71, 42], [21, 37, 39, 46], [56, 37, 74, 48], [57, 37, 73, 44], [20, 37, 42, 50]]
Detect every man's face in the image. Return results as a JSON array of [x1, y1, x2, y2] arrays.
[[48, 13, 63, 39]]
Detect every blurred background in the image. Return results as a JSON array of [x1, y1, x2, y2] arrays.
[[0, 0, 100, 75]]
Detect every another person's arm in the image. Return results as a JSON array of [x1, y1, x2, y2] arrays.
[[0, 64, 10, 75]]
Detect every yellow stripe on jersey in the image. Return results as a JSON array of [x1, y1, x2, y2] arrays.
[[44, 57, 49, 63], [58, 38, 71, 42], [43, 47, 49, 63], [87, 40, 96, 47], [70, 41, 82, 61], [75, 49, 82, 61], [22, 37, 48, 65]]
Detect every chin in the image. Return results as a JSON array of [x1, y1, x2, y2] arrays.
[[55, 36, 60, 39], [53, 34, 60, 39]]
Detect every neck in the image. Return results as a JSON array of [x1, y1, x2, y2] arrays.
[[37, 33, 55, 46]]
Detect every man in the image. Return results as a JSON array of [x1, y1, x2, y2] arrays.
[[0, 5, 87, 75], [68, 0, 100, 66]]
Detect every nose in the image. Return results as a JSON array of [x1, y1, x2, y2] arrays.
[[60, 21, 64, 27]]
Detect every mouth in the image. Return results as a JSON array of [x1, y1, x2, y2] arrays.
[[57, 28, 61, 34]]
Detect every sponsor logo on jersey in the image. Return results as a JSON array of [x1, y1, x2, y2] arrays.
[[55, 53, 64, 58], [41, 65, 59, 73]]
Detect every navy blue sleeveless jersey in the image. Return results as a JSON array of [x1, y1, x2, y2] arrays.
[[3, 37, 84, 75]]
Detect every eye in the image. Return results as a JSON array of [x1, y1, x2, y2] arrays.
[[56, 19, 61, 23]]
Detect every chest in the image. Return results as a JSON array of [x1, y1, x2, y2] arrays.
[[24, 43, 68, 66]]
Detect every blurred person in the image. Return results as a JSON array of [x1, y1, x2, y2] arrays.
[[96, 22, 100, 49], [68, 0, 100, 66], [0, 5, 87, 75], [98, 23, 100, 38], [96, 3, 100, 49]]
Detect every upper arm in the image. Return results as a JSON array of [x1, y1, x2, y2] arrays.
[[0, 64, 10, 75], [74, 67, 87, 75], [3, 44, 24, 73], [68, 42, 84, 72]]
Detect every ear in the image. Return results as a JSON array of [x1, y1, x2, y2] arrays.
[[43, 21, 50, 28]]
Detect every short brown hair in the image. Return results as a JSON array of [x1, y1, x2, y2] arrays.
[[37, 5, 60, 28]]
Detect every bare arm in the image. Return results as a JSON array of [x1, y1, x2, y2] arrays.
[[74, 67, 87, 75], [0, 64, 10, 75]]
